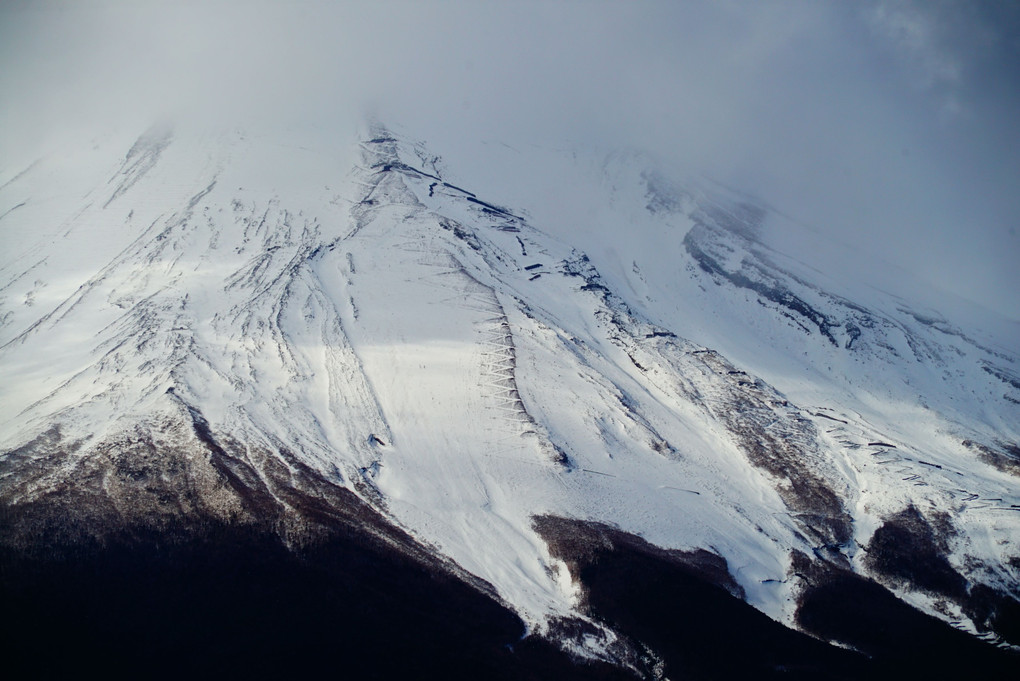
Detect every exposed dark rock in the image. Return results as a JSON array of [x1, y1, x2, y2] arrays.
[[853, 503, 1020, 651], [814, 412, 849, 424], [982, 363, 1020, 391], [683, 227, 840, 346], [566, 247, 855, 551], [844, 322, 861, 349], [1, 520, 635, 680], [963, 439, 1020, 477], [793, 551, 1018, 677], [964, 583, 1020, 646], [442, 181, 476, 197], [0, 423, 633, 680], [863, 505, 967, 599], [535, 516, 873, 680], [465, 195, 521, 220], [691, 351, 853, 549]]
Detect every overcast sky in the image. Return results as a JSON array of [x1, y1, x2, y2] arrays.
[[2, 0, 1018, 321]]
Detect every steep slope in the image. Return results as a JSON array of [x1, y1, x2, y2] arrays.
[[1, 124, 1017, 676]]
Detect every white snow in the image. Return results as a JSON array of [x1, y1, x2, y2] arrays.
[[1, 123, 1017, 644]]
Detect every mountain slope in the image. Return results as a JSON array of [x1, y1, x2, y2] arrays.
[[1, 124, 1017, 676]]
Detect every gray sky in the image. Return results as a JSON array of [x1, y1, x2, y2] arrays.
[[2, 0, 1018, 320]]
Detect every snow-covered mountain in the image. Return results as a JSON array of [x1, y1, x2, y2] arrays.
[[1, 123, 1017, 678]]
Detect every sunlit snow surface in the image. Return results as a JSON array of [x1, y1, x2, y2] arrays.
[[1, 125, 1017, 640]]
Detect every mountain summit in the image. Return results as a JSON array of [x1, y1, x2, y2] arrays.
[[1, 124, 1017, 678]]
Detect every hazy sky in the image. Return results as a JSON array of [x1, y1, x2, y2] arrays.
[[2, 0, 1018, 320]]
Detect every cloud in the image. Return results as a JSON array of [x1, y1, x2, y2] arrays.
[[868, 0, 963, 89], [1, 0, 1017, 321]]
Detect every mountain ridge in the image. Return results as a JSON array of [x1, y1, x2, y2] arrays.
[[1, 123, 1017, 676]]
